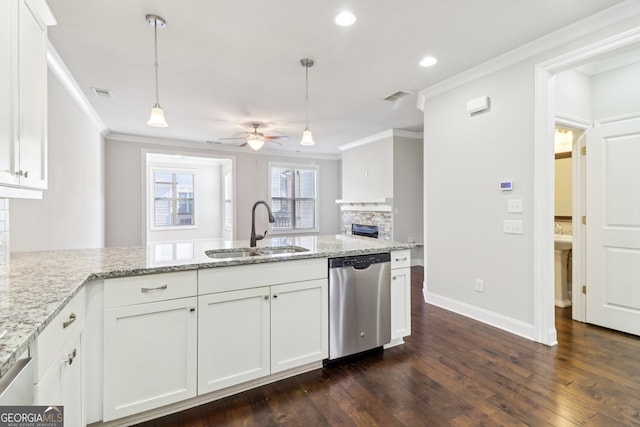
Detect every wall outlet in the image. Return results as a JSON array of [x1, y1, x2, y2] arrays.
[[503, 219, 523, 234], [475, 278, 484, 292]]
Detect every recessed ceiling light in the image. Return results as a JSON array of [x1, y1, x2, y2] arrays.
[[419, 56, 438, 67], [335, 11, 356, 27]]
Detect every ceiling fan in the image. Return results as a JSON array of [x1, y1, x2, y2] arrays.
[[218, 124, 289, 151]]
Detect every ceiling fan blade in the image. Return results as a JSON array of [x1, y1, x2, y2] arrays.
[[240, 142, 248, 147], [218, 137, 247, 141], [266, 140, 283, 145], [265, 135, 289, 140]]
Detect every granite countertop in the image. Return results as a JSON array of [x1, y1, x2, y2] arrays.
[[0, 235, 413, 378]]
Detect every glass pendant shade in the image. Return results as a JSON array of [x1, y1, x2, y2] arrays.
[[147, 104, 168, 127], [247, 137, 265, 151], [300, 127, 315, 146]]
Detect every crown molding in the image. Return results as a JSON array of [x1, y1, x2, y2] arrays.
[[417, 0, 640, 109], [338, 129, 423, 152], [106, 133, 341, 160], [47, 42, 108, 135]]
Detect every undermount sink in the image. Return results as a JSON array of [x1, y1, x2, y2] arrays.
[[554, 234, 572, 251], [205, 245, 309, 259], [256, 246, 309, 255], [205, 248, 259, 259]]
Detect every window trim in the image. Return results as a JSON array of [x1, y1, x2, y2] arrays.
[[149, 167, 197, 231], [268, 161, 319, 235]]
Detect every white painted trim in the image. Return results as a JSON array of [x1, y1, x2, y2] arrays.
[[534, 26, 640, 345], [424, 291, 540, 343], [26, 0, 57, 26], [534, 66, 558, 346], [338, 129, 422, 152], [47, 42, 107, 135], [106, 133, 341, 161], [555, 114, 592, 130], [418, 1, 640, 103]]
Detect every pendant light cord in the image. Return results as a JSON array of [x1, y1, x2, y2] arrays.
[[305, 63, 309, 128], [153, 19, 160, 107]]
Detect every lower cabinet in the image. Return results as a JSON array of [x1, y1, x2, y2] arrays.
[[198, 278, 328, 395], [103, 297, 198, 421], [34, 329, 84, 427], [390, 267, 411, 340]]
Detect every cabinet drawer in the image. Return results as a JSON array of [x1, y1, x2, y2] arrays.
[[33, 287, 85, 381], [105, 271, 197, 309], [391, 250, 411, 269], [198, 258, 327, 295]]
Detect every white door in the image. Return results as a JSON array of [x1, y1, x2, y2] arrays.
[[198, 287, 270, 394], [586, 115, 640, 336], [271, 279, 328, 374]]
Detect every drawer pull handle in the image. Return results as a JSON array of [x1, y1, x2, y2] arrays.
[[141, 284, 168, 293], [62, 313, 77, 329], [189, 307, 196, 312], [395, 257, 408, 261]]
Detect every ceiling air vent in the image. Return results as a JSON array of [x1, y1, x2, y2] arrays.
[[91, 87, 113, 98], [382, 90, 412, 102]]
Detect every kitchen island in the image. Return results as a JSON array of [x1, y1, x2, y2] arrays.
[[0, 234, 412, 421]]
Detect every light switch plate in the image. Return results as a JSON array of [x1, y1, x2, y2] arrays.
[[503, 220, 523, 234], [508, 199, 523, 213]]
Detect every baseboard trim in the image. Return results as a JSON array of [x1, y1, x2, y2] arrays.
[[424, 290, 537, 342]]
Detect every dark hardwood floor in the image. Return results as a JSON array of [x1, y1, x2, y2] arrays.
[[136, 267, 640, 426]]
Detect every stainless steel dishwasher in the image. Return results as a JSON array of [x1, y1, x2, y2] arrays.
[[328, 252, 391, 360]]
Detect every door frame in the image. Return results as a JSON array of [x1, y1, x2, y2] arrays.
[[533, 28, 640, 345]]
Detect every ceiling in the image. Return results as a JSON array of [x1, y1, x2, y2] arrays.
[[47, 0, 625, 155]]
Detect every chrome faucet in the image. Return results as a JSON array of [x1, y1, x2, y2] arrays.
[[250, 200, 275, 247], [555, 223, 563, 235]]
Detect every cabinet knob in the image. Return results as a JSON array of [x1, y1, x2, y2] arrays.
[[264, 295, 269, 300], [62, 313, 77, 329], [14, 170, 28, 178], [189, 307, 196, 312], [273, 294, 278, 299]]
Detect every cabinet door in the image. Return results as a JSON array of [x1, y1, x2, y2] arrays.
[[103, 297, 197, 422], [0, 0, 19, 187], [198, 287, 270, 395], [391, 268, 411, 340], [17, 0, 47, 189], [34, 330, 83, 426], [271, 279, 328, 374]]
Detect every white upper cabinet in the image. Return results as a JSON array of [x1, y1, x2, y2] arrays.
[[0, 0, 54, 197]]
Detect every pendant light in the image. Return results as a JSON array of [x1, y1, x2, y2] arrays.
[[246, 134, 265, 151], [146, 14, 168, 127], [300, 58, 315, 146]]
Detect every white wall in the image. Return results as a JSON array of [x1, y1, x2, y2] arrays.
[[424, 61, 536, 324], [105, 137, 342, 247], [555, 70, 592, 120], [10, 71, 105, 251], [392, 137, 423, 244], [341, 137, 393, 200], [591, 61, 640, 119]]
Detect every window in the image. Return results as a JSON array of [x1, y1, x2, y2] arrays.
[[153, 170, 195, 227], [269, 163, 318, 232]]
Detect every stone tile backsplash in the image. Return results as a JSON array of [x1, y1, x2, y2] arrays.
[[0, 199, 8, 275]]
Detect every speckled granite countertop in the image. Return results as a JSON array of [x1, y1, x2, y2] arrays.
[[0, 235, 412, 378]]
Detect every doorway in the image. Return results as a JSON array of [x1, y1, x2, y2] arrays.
[[534, 30, 640, 345]]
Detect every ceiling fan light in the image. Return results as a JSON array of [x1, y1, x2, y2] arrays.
[[147, 105, 168, 127], [247, 138, 265, 151], [300, 128, 315, 146]]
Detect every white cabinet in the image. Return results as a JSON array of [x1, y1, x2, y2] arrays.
[[198, 287, 270, 393], [271, 279, 328, 374], [34, 330, 83, 426], [103, 271, 198, 422], [32, 287, 85, 426], [389, 250, 411, 343], [198, 259, 328, 395], [0, 0, 51, 197]]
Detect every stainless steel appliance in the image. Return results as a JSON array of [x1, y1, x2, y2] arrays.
[[351, 223, 379, 238], [328, 252, 391, 360]]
